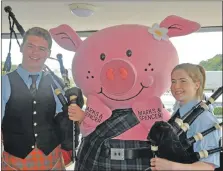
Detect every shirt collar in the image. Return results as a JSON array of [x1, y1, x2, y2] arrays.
[[179, 99, 200, 118], [16, 64, 43, 81]]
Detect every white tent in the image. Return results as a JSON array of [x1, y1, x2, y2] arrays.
[[2, 0, 222, 37]]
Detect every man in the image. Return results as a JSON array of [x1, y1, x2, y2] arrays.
[[1, 27, 83, 170]]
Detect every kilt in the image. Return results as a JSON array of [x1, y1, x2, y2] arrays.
[[2, 145, 65, 171], [97, 139, 152, 171], [75, 109, 152, 171]]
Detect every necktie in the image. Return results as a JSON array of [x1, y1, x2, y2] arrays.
[[29, 75, 38, 97]]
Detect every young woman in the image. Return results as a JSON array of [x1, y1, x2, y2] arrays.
[[150, 63, 221, 170]]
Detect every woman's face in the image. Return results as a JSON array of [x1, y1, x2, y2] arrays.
[[171, 69, 200, 105]]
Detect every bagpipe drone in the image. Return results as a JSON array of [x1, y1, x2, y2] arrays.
[[3, 6, 84, 167], [145, 86, 223, 170]]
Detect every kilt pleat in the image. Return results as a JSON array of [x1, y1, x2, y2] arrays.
[[2, 145, 65, 170]]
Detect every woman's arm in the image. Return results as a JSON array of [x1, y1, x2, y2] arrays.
[[151, 158, 215, 170], [175, 161, 214, 170]]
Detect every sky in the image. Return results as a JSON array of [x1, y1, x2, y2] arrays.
[[1, 31, 222, 71]]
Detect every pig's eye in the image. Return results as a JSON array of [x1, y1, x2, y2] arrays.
[[126, 50, 132, 57], [100, 53, 106, 61]]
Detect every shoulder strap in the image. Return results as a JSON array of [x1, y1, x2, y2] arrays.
[[168, 109, 180, 124]]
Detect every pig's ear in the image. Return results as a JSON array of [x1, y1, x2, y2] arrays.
[[160, 15, 201, 38], [49, 24, 82, 52]]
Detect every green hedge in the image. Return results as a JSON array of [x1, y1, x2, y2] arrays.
[[213, 107, 223, 116]]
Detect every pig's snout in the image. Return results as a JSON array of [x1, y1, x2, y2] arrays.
[[100, 59, 136, 96]]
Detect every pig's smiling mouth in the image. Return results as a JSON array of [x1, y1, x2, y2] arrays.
[[97, 83, 149, 101]]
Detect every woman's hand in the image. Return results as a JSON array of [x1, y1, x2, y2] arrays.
[[150, 157, 178, 170], [150, 157, 215, 170]]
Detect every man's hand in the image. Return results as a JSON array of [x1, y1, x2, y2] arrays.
[[68, 104, 85, 122]]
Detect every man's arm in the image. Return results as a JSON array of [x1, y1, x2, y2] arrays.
[[1, 75, 11, 144], [1, 75, 11, 120]]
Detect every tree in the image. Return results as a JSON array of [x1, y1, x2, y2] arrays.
[[199, 54, 222, 71], [213, 107, 222, 116]]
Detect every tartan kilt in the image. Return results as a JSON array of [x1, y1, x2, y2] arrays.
[[74, 108, 154, 171], [75, 108, 142, 171], [75, 139, 152, 171], [1, 145, 66, 171]]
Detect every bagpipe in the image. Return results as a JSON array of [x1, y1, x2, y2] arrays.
[[145, 86, 223, 170], [3, 6, 84, 167]]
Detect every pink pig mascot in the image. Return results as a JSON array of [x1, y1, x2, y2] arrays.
[[49, 15, 200, 171]]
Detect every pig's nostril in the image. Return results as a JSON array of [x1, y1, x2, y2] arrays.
[[119, 68, 128, 80], [106, 69, 114, 80], [100, 59, 136, 95]]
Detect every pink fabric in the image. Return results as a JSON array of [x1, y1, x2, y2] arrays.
[[49, 15, 200, 140]]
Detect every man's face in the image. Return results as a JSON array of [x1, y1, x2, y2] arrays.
[[21, 35, 51, 71]]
